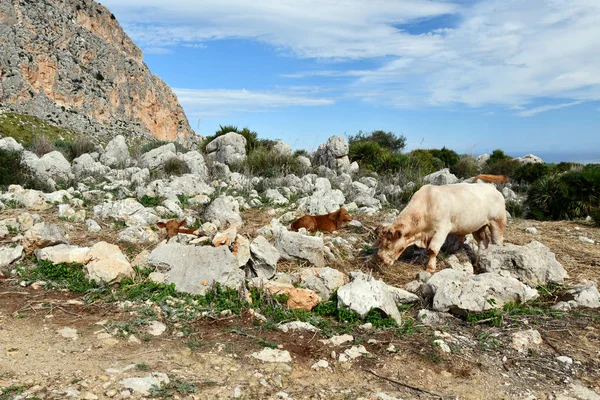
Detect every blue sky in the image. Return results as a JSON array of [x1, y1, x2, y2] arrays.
[[102, 0, 600, 161]]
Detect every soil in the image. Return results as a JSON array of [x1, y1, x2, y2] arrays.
[[1, 211, 599, 400]]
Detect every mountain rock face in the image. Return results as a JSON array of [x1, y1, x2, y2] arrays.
[[0, 0, 193, 141]]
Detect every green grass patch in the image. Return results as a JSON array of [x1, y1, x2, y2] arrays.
[[18, 260, 98, 293], [0, 112, 77, 145], [149, 377, 198, 398]]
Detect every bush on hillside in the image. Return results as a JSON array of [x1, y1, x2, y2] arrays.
[[527, 165, 600, 220], [53, 140, 76, 161], [451, 155, 480, 178], [72, 137, 96, 158], [591, 208, 600, 227], [30, 135, 55, 156], [483, 158, 519, 177], [487, 149, 512, 165], [163, 157, 190, 176], [0, 149, 27, 188], [348, 130, 407, 153], [241, 147, 306, 178], [428, 147, 459, 168], [513, 162, 551, 184]]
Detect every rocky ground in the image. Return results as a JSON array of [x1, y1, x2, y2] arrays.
[[1, 134, 599, 399]]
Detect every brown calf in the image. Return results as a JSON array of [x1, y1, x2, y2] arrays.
[[290, 208, 353, 233], [157, 219, 198, 239]]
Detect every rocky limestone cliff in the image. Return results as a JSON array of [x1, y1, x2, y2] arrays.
[[0, 0, 193, 142]]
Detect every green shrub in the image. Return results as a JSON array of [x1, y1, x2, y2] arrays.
[[163, 157, 190, 176], [513, 163, 550, 184], [451, 155, 480, 178], [72, 136, 96, 158], [31, 135, 55, 156], [527, 167, 600, 220], [505, 200, 525, 219], [483, 158, 519, 177], [294, 149, 309, 157], [487, 149, 512, 165], [348, 130, 407, 153], [52, 140, 75, 161], [140, 195, 161, 207], [0, 149, 27, 188], [349, 141, 384, 171], [591, 208, 600, 227], [553, 162, 583, 173], [141, 140, 170, 154], [428, 147, 459, 168], [405, 149, 438, 176], [242, 147, 306, 177]]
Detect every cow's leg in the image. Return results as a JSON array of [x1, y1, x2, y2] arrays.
[[473, 226, 490, 251], [489, 213, 507, 245], [426, 230, 449, 273]]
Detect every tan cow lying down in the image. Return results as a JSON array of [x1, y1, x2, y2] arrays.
[[290, 208, 353, 233], [377, 183, 506, 272]]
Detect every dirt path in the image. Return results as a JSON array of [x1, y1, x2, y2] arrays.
[[1, 280, 599, 400]]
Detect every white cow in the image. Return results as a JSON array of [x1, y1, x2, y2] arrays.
[[377, 183, 506, 272]]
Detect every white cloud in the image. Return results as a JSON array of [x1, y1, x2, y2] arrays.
[[347, 0, 600, 108], [104, 0, 600, 111], [517, 101, 582, 117], [101, 0, 456, 59], [173, 88, 334, 118]]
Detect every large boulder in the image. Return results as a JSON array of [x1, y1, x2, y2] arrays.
[[298, 177, 346, 215], [93, 199, 159, 227], [205, 132, 247, 165], [137, 175, 214, 201], [72, 154, 111, 180], [147, 243, 244, 294], [314, 136, 351, 173], [86, 242, 133, 283], [0, 186, 49, 210], [117, 226, 160, 246], [21, 150, 72, 185], [248, 235, 280, 279], [179, 150, 208, 180], [274, 230, 325, 267], [272, 140, 292, 156], [0, 245, 24, 269], [100, 135, 129, 168], [424, 269, 539, 314], [204, 196, 242, 228], [478, 241, 568, 286], [423, 168, 459, 185], [0, 137, 24, 152], [35, 244, 92, 264], [337, 272, 418, 324], [297, 267, 349, 300], [515, 154, 543, 164], [22, 222, 67, 252], [559, 282, 600, 309], [139, 143, 177, 170]]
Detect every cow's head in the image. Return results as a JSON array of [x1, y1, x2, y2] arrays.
[[333, 207, 353, 226], [376, 223, 411, 266], [157, 219, 188, 238]]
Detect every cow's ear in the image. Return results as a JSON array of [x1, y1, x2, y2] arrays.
[[157, 222, 166, 229], [179, 220, 187, 228]]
